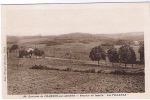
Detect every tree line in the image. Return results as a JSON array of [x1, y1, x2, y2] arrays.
[[89, 44, 144, 67], [8, 44, 45, 58], [8, 43, 144, 67]]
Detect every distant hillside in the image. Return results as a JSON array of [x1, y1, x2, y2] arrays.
[[117, 32, 144, 41], [55, 32, 115, 42], [7, 35, 56, 44], [58, 32, 93, 38], [7, 36, 20, 44], [95, 32, 144, 41], [7, 32, 144, 44]]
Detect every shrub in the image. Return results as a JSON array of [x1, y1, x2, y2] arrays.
[[97, 70, 102, 73], [73, 69, 83, 72], [34, 48, 45, 57], [48, 67, 60, 70], [30, 65, 49, 70], [84, 69, 96, 73]]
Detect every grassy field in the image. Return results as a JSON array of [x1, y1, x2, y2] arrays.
[[7, 33, 145, 94], [7, 57, 144, 94], [8, 41, 141, 61]]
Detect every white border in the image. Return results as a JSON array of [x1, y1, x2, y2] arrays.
[[1, 2, 150, 99], [0, 4, 2, 100], [0, 0, 150, 4]]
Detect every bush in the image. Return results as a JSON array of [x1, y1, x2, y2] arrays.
[[73, 69, 83, 72], [30, 65, 49, 70], [62, 68, 72, 71], [34, 48, 45, 57], [97, 70, 102, 73], [84, 69, 96, 73], [48, 67, 60, 70]]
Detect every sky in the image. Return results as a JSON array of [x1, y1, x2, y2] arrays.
[[2, 3, 146, 36]]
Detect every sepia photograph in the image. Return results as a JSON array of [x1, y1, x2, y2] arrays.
[[1, 3, 149, 98]]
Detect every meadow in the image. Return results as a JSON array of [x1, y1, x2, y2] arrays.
[[7, 32, 145, 94], [7, 57, 144, 94]]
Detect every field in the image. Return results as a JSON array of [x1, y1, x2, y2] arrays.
[[7, 32, 145, 94], [8, 58, 144, 94]]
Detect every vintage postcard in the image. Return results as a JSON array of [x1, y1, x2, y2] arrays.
[[1, 3, 150, 99]]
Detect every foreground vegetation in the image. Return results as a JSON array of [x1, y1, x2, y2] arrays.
[[7, 58, 144, 94]]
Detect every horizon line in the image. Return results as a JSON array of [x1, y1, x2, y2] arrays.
[[6, 31, 144, 37]]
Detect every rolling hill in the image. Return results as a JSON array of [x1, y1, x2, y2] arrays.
[[7, 32, 144, 44]]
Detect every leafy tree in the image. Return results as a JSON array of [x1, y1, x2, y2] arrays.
[[128, 47, 136, 67], [89, 45, 106, 65], [18, 49, 28, 58], [107, 46, 119, 67], [34, 48, 45, 57], [118, 45, 136, 67], [138, 44, 144, 64], [9, 44, 19, 53]]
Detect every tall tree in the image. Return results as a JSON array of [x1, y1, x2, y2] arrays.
[[128, 47, 136, 67], [118, 45, 136, 67], [107, 46, 119, 67], [89, 45, 106, 66], [138, 44, 144, 64]]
